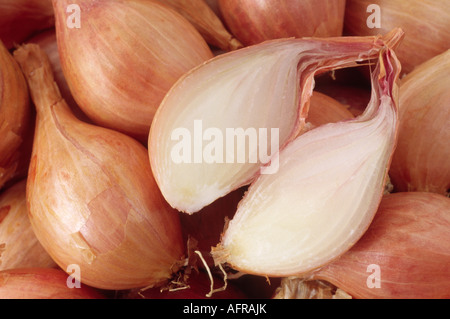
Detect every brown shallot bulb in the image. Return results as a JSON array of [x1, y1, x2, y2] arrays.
[[0, 179, 57, 271], [0, 40, 31, 190], [311, 192, 450, 299], [53, 0, 214, 143], [389, 49, 450, 196], [154, 0, 243, 51], [218, 0, 346, 46], [13, 43, 185, 290]]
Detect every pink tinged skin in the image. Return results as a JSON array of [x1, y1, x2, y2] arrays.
[[154, 0, 243, 51], [0, 268, 104, 299], [14, 44, 185, 290], [389, 49, 450, 196], [344, 0, 450, 75], [0, 40, 31, 190], [52, 0, 213, 143], [0, 180, 57, 271], [312, 192, 450, 299], [218, 0, 346, 46]]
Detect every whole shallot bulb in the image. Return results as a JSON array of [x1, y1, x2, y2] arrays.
[[389, 50, 450, 195], [218, 0, 346, 46], [0, 40, 31, 190], [0, 179, 56, 271], [311, 192, 450, 299], [53, 0, 214, 143], [13, 44, 185, 290]]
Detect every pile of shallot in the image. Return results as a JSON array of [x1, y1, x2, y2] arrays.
[[0, 0, 448, 300]]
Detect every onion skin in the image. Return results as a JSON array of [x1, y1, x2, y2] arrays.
[[218, 0, 346, 46], [27, 29, 90, 124], [53, 0, 213, 143], [0, 180, 57, 271], [0, 0, 54, 49], [0, 40, 31, 191], [344, 0, 450, 75], [312, 192, 450, 299], [0, 268, 104, 299], [13, 44, 185, 290], [389, 50, 450, 196]]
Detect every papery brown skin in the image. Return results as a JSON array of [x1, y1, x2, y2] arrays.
[[0, 40, 31, 190], [389, 50, 450, 196], [0, 179, 57, 271], [27, 29, 90, 123], [344, 0, 450, 75], [0, 0, 54, 49], [53, 0, 214, 143], [13, 43, 185, 290], [0, 268, 104, 299], [311, 192, 450, 299], [154, 0, 243, 51], [218, 0, 346, 46]]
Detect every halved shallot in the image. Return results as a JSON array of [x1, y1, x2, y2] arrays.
[[212, 43, 402, 278], [149, 30, 404, 214]]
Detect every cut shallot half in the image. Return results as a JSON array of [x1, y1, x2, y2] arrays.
[[211, 45, 402, 277], [149, 29, 404, 214]]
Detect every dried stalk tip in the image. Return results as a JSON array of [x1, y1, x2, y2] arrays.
[[195, 250, 228, 298]]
